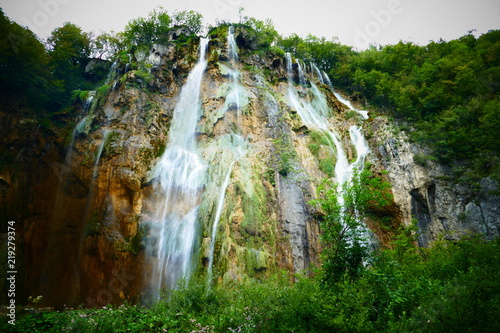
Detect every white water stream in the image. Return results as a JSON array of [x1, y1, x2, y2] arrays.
[[149, 38, 209, 294], [285, 53, 371, 241], [321, 70, 369, 120], [206, 27, 249, 284], [206, 134, 246, 283]]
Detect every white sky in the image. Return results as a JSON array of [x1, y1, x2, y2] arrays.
[[1, 0, 499, 50]]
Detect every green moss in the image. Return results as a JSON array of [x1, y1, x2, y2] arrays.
[[129, 220, 147, 255], [319, 158, 335, 177], [244, 249, 269, 275], [273, 136, 297, 177], [308, 143, 320, 156], [156, 141, 166, 158], [85, 210, 103, 236], [414, 153, 438, 166], [345, 109, 361, 120], [103, 131, 121, 157], [94, 84, 111, 109], [263, 168, 276, 187], [135, 63, 153, 86], [71, 89, 90, 103], [309, 130, 330, 146], [269, 46, 285, 57]]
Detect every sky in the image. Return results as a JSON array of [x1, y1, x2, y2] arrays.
[[1, 0, 499, 50]]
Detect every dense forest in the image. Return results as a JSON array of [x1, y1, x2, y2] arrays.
[[1, 7, 499, 332]]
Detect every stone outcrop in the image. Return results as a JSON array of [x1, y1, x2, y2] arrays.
[[369, 116, 499, 246]]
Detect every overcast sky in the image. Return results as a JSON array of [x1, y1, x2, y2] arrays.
[[2, 0, 499, 50]]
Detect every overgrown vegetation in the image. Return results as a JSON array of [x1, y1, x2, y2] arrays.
[[0, 7, 203, 117], [330, 32, 500, 182], [3, 170, 498, 332]]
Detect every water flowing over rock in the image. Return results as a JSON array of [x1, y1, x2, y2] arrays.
[[1, 25, 497, 308], [144, 38, 209, 297]]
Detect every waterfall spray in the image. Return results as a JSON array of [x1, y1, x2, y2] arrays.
[[147, 38, 209, 296]]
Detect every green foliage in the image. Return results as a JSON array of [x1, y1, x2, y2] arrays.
[[4, 236, 498, 332], [47, 22, 93, 109], [121, 7, 172, 47], [307, 143, 320, 156], [318, 158, 335, 177], [278, 33, 355, 75], [0, 9, 51, 110], [336, 31, 500, 180], [413, 153, 438, 166], [120, 7, 203, 48], [241, 17, 279, 48], [171, 10, 203, 35], [90, 31, 122, 60], [309, 129, 331, 146], [312, 169, 393, 285], [272, 137, 296, 176]]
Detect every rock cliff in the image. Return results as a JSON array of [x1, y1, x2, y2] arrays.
[[0, 25, 498, 308]]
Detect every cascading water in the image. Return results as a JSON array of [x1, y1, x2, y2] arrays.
[[148, 38, 209, 296], [285, 53, 371, 246], [83, 91, 95, 111], [206, 134, 247, 283], [225, 26, 242, 120], [63, 115, 90, 172], [311, 63, 324, 84], [333, 90, 369, 120], [205, 27, 249, 283], [91, 131, 109, 180], [227, 26, 238, 62], [321, 70, 369, 120], [297, 60, 307, 86]]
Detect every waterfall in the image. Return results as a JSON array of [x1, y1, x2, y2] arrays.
[[321, 70, 369, 120], [91, 131, 109, 180], [206, 134, 246, 284], [285, 53, 371, 246], [227, 26, 238, 62], [107, 60, 119, 82], [311, 63, 324, 84], [206, 29, 248, 283], [78, 130, 110, 262], [349, 125, 370, 168], [83, 91, 95, 111], [148, 38, 209, 295], [226, 26, 242, 121], [297, 60, 307, 86], [63, 116, 89, 168], [124, 53, 132, 73], [333, 91, 369, 119]]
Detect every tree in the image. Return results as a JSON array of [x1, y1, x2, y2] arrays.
[[243, 17, 279, 48], [47, 22, 92, 109], [0, 9, 51, 110], [47, 22, 91, 67], [312, 169, 393, 285], [121, 7, 172, 47], [172, 10, 203, 35], [91, 31, 122, 60]]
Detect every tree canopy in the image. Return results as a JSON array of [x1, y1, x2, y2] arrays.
[[330, 31, 500, 181]]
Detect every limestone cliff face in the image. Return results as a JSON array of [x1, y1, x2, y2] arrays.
[[368, 116, 500, 246], [1, 26, 498, 308]]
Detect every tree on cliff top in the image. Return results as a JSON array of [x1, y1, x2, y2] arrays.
[[0, 8, 50, 110]]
